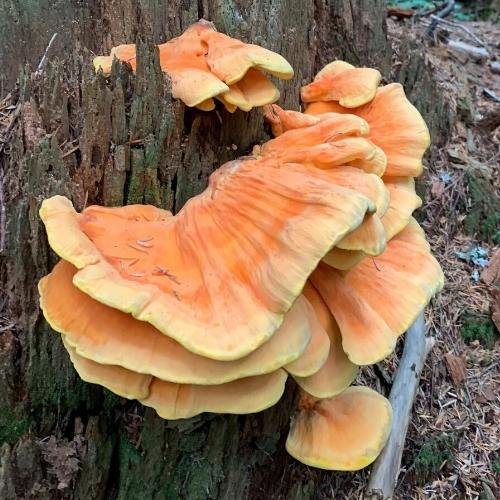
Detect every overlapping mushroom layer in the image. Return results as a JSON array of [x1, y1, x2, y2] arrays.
[[39, 56, 443, 473], [94, 20, 293, 112], [256, 59, 442, 468]]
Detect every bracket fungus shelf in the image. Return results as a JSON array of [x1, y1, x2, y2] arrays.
[[94, 20, 293, 112], [39, 53, 443, 473]]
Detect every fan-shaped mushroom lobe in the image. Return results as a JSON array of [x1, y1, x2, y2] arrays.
[[140, 370, 288, 419], [40, 157, 372, 361], [286, 387, 392, 470], [39, 260, 312, 385], [306, 84, 431, 177], [301, 61, 381, 108], [62, 338, 152, 400], [311, 219, 444, 365], [292, 283, 358, 398]]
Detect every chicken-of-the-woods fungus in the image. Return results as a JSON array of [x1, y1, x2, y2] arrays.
[[39, 55, 443, 473], [301, 60, 381, 108], [305, 81, 431, 177], [286, 387, 392, 470], [292, 283, 358, 398], [40, 157, 373, 361], [311, 220, 444, 365], [94, 20, 293, 112], [39, 260, 313, 385]]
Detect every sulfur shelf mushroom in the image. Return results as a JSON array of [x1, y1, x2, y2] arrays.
[[141, 370, 288, 419], [262, 104, 387, 176], [381, 176, 422, 241], [94, 21, 293, 112], [62, 337, 287, 418], [310, 219, 444, 365], [305, 82, 430, 177], [286, 387, 392, 470], [258, 109, 390, 257], [39, 260, 312, 385], [301, 61, 381, 108], [40, 157, 373, 361], [62, 337, 152, 399], [284, 297, 330, 377], [292, 282, 358, 398]]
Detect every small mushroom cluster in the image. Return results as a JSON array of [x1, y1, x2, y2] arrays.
[[94, 20, 294, 112], [39, 30, 443, 472]]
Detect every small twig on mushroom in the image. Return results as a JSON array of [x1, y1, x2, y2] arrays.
[[366, 312, 435, 499], [36, 33, 58, 75]]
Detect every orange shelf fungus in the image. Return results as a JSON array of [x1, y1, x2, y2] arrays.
[[94, 21, 293, 112], [305, 82, 430, 177], [286, 387, 392, 470], [62, 338, 152, 400], [40, 157, 372, 361], [292, 283, 358, 398], [311, 220, 444, 365], [260, 106, 390, 257], [141, 370, 288, 419], [38, 54, 444, 472], [284, 297, 330, 377], [39, 260, 312, 385], [381, 176, 422, 241], [63, 337, 287, 418], [301, 61, 381, 108]]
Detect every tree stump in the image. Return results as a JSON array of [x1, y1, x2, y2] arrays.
[[0, 1, 451, 498]]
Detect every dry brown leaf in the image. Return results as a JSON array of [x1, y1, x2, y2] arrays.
[[491, 289, 500, 332], [481, 249, 500, 286], [431, 180, 446, 199], [444, 352, 467, 387]]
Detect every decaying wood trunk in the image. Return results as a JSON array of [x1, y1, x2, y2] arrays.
[[0, 1, 452, 498]]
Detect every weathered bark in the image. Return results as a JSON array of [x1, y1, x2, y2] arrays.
[[0, 1, 451, 498]]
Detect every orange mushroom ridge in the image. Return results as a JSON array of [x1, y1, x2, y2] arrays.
[[94, 20, 293, 112], [37, 58, 444, 474], [40, 157, 373, 361]]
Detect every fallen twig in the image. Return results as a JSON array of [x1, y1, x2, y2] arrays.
[[36, 33, 58, 75], [447, 40, 489, 62], [429, 15, 490, 49], [366, 313, 434, 499], [426, 0, 456, 37]]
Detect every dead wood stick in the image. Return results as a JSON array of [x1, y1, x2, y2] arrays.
[[36, 33, 58, 74], [366, 312, 434, 499], [426, 0, 455, 36]]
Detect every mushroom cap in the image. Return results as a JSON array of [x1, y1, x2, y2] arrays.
[[40, 157, 373, 361], [93, 21, 293, 111], [301, 61, 381, 108], [262, 105, 387, 176], [336, 213, 386, 256], [263, 105, 321, 137], [311, 219, 444, 365], [202, 29, 294, 84], [62, 334, 287, 418], [140, 370, 288, 419], [39, 260, 312, 385], [322, 247, 365, 270], [381, 176, 422, 240], [221, 68, 280, 110], [292, 283, 358, 398], [284, 297, 331, 377], [306, 83, 431, 177], [61, 337, 152, 399], [286, 387, 392, 470], [259, 113, 369, 155]]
